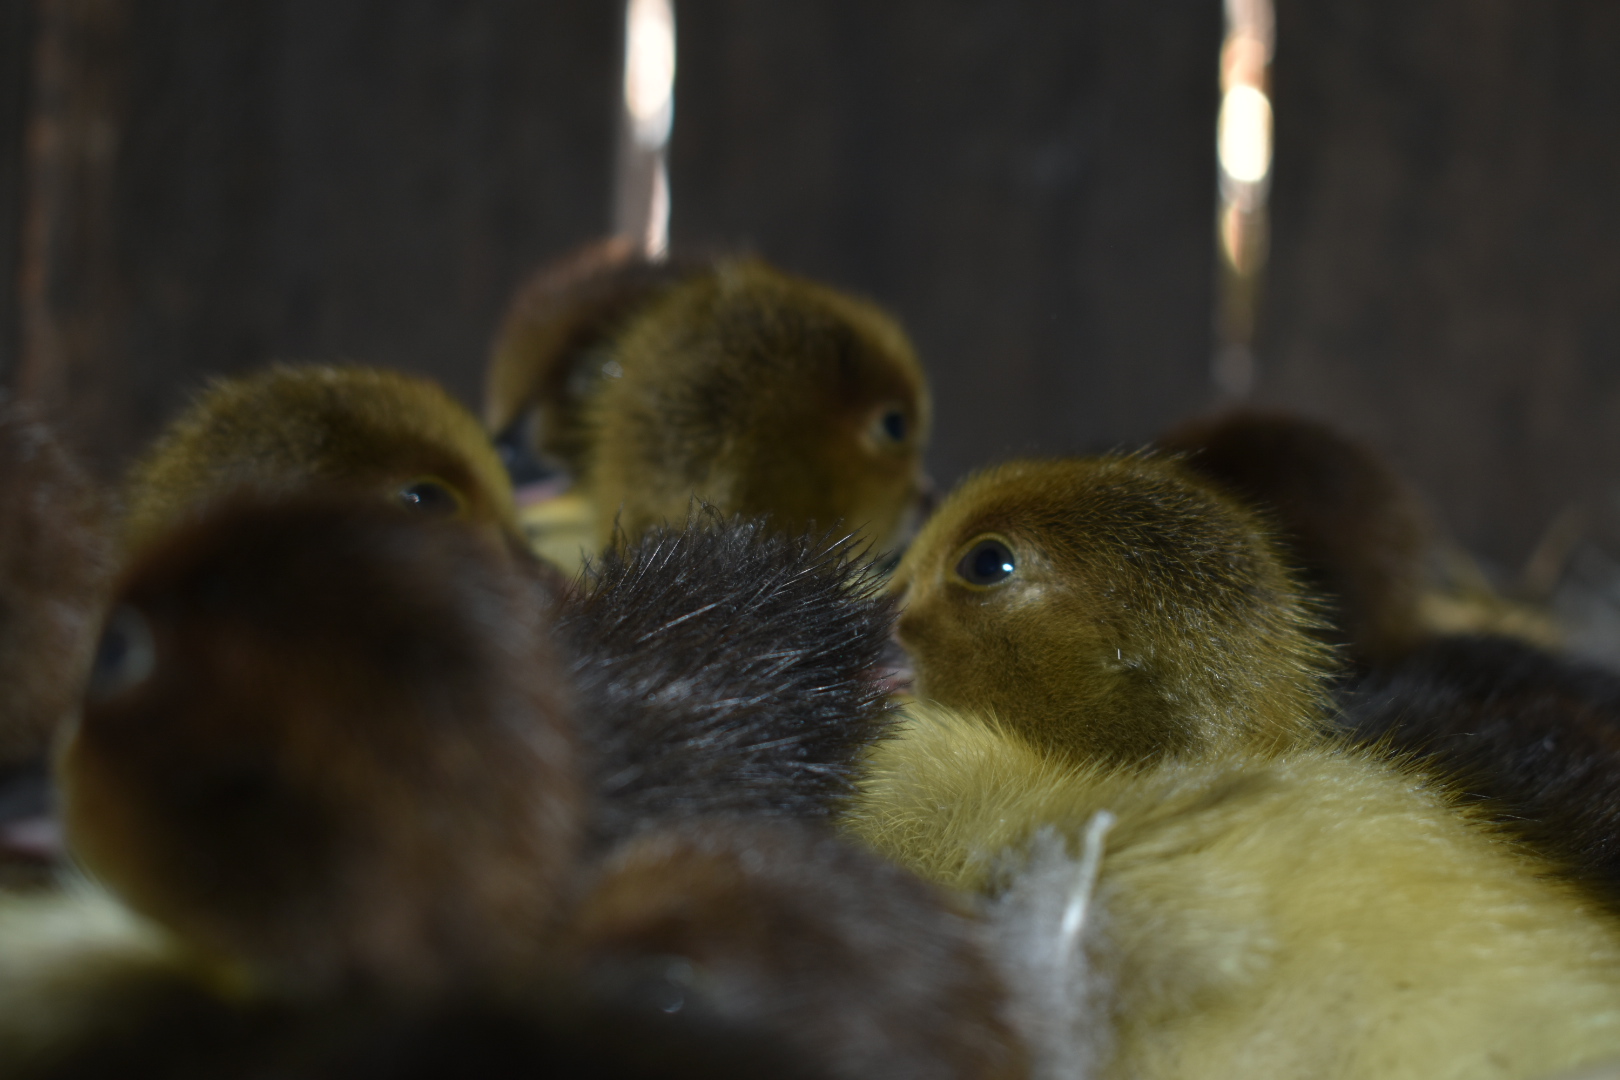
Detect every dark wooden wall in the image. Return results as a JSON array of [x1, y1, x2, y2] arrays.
[[5, 0, 619, 475], [1260, 0, 1620, 570], [671, 0, 1224, 486], [7, 0, 1619, 574], [0, 0, 1224, 490]]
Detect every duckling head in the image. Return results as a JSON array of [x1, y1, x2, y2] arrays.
[[124, 366, 522, 557], [58, 498, 582, 995], [587, 259, 932, 557], [890, 456, 1333, 765]]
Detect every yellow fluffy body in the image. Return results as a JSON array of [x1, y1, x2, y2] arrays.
[[849, 704, 1620, 1080]]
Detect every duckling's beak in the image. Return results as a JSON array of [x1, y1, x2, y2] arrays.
[[0, 758, 63, 863], [493, 415, 571, 507], [876, 633, 915, 697], [871, 475, 939, 577]]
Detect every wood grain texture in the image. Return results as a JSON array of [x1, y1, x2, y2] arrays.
[[13, 0, 619, 476], [0, 0, 35, 386], [668, 0, 1224, 487], [1259, 0, 1620, 569]]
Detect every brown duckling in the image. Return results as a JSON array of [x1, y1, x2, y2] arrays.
[[13, 500, 976, 1079], [123, 366, 523, 558], [849, 455, 1620, 1080], [58, 497, 582, 997], [1162, 410, 1620, 907], [0, 398, 112, 882], [485, 236, 697, 491], [1158, 409, 1557, 662], [485, 245, 932, 568]]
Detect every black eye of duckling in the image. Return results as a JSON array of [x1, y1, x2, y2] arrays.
[[87, 605, 157, 703], [881, 409, 908, 442], [397, 478, 463, 517], [956, 538, 1016, 587]]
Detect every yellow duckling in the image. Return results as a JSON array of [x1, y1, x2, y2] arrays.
[[124, 365, 523, 557], [848, 455, 1620, 1080]]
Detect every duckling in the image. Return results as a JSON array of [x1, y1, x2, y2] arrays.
[[485, 236, 698, 490], [568, 818, 1026, 1080], [57, 496, 582, 996], [1157, 409, 1558, 662], [123, 366, 523, 557], [20, 500, 954, 1079], [848, 455, 1620, 1080], [558, 510, 897, 842], [0, 398, 112, 883], [485, 247, 932, 568], [1161, 410, 1620, 905]]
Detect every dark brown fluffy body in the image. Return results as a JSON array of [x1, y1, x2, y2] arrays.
[[0, 397, 112, 769], [556, 514, 897, 843], [570, 818, 1026, 1080], [1158, 410, 1432, 665], [123, 367, 521, 556], [1342, 633, 1620, 904], [892, 456, 1331, 765], [59, 500, 581, 995]]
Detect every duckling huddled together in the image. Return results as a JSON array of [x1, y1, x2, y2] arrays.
[[4, 245, 1620, 1079]]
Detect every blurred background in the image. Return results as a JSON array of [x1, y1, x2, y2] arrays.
[[2, 0, 1619, 601]]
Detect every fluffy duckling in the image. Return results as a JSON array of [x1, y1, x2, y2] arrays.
[[485, 245, 932, 566], [0, 398, 112, 883], [569, 818, 1026, 1080], [58, 497, 582, 997], [16, 499, 978, 1078], [1158, 409, 1558, 660], [849, 455, 1620, 1080], [123, 366, 523, 557], [1162, 410, 1620, 905], [558, 511, 896, 843]]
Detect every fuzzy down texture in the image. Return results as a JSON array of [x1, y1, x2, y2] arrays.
[[848, 703, 1620, 1080], [558, 513, 898, 842]]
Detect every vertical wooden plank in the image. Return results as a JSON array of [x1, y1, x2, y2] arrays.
[[1260, 0, 1620, 568], [669, 0, 1223, 486], [17, 0, 619, 476], [0, 0, 37, 385], [16, 0, 130, 461]]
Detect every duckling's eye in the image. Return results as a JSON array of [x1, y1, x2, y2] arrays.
[[397, 478, 463, 517], [956, 538, 1017, 587], [87, 605, 157, 702], [880, 409, 908, 442]]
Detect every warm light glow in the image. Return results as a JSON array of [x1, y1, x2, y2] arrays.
[[624, 0, 675, 148], [644, 159, 670, 260], [1218, 84, 1273, 186]]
